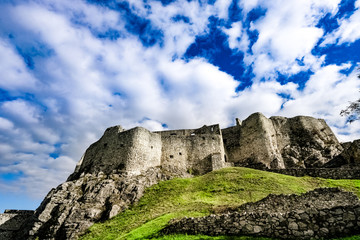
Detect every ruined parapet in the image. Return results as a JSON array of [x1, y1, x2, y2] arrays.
[[222, 113, 284, 169], [0, 210, 34, 239], [156, 124, 227, 175], [68, 126, 162, 180], [69, 123, 229, 181], [222, 113, 343, 169]]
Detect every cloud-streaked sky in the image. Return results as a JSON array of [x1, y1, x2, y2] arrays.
[[0, 0, 360, 212]]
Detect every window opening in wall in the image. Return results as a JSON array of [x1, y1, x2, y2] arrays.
[[170, 155, 174, 158], [179, 152, 182, 155], [202, 137, 206, 140], [170, 133, 177, 136], [120, 143, 124, 147], [191, 133, 195, 136], [104, 143, 108, 148], [211, 127, 214, 131], [151, 146, 153, 149], [212, 137, 215, 140]]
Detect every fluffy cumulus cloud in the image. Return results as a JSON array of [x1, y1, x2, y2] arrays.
[[321, 0, 360, 45], [237, 0, 341, 79], [0, 0, 359, 211]]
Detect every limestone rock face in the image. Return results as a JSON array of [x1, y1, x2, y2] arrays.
[[0, 210, 34, 239], [18, 167, 187, 240], [271, 115, 343, 168], [324, 140, 360, 168], [222, 113, 343, 169]]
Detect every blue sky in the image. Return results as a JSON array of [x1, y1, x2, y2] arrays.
[[0, 0, 360, 212]]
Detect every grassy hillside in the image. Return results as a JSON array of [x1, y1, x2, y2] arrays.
[[80, 167, 360, 240]]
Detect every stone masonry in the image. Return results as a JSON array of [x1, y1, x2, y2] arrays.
[[222, 113, 343, 169], [163, 188, 360, 239]]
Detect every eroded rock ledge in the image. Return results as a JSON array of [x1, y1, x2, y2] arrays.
[[16, 167, 189, 240], [163, 188, 360, 239]]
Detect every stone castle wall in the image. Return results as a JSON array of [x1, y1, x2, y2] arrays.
[[156, 124, 226, 175], [68, 126, 162, 179], [163, 188, 360, 239], [164, 205, 360, 239], [125, 127, 162, 175], [68, 113, 355, 181], [222, 113, 284, 169], [222, 113, 343, 170], [70, 124, 229, 180]]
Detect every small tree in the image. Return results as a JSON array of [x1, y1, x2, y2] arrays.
[[340, 96, 360, 123], [341, 71, 360, 123]]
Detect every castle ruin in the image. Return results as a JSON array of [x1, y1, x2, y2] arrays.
[[2, 112, 359, 239], [68, 112, 344, 180]]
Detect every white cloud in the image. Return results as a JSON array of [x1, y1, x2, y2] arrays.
[[138, 119, 166, 131], [146, 0, 218, 57], [279, 64, 360, 142], [238, 0, 260, 14], [0, 39, 38, 91], [229, 80, 298, 120], [1, 100, 41, 124], [0, 117, 14, 130], [321, 3, 360, 46], [222, 21, 249, 52], [236, 0, 341, 79]]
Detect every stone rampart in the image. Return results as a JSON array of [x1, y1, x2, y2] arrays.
[[222, 113, 343, 170], [163, 188, 360, 239], [68, 126, 162, 180], [69, 124, 229, 180], [156, 124, 227, 175], [222, 113, 284, 169]]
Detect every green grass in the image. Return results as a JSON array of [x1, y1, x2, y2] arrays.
[[80, 167, 360, 240], [152, 235, 273, 240]]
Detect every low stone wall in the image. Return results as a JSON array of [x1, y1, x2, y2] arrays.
[[0, 210, 34, 239], [163, 188, 360, 239], [269, 168, 360, 179]]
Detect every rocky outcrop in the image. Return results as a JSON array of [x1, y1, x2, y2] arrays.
[[163, 188, 360, 239], [0, 210, 34, 239], [323, 139, 360, 168], [222, 113, 343, 169], [17, 167, 188, 239]]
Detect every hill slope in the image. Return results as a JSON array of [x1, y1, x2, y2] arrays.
[[80, 167, 360, 240]]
